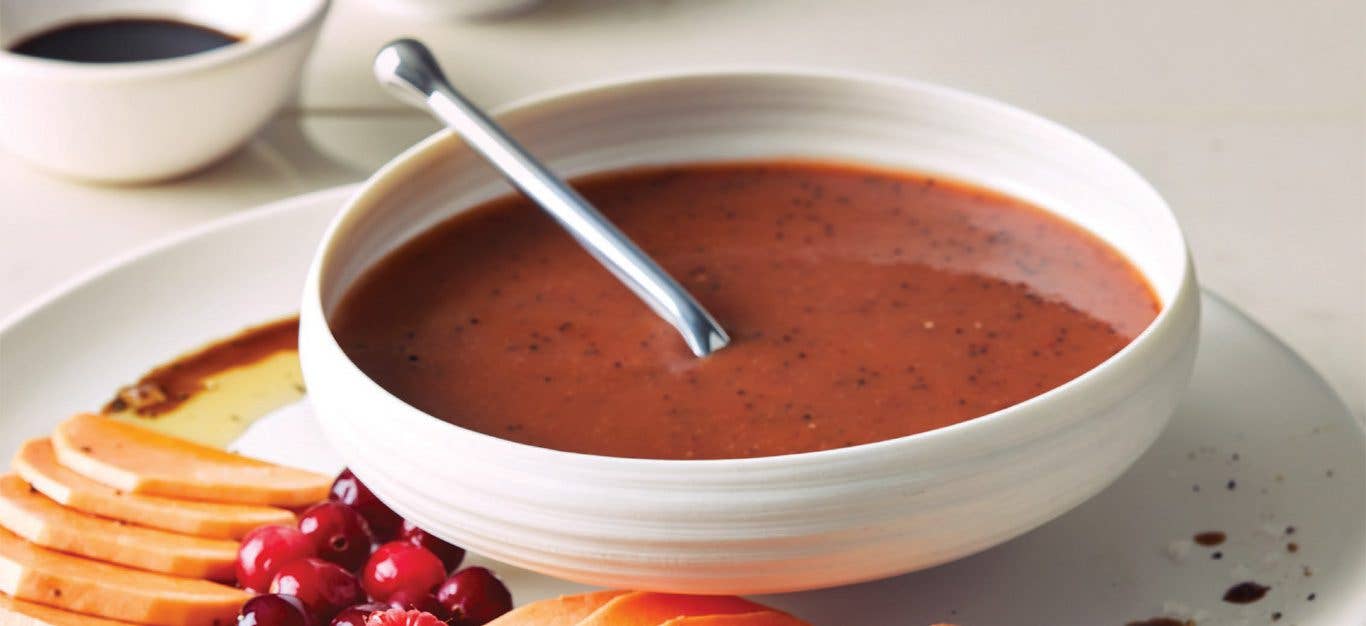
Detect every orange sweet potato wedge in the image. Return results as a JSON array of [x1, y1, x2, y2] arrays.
[[659, 610, 813, 626], [0, 592, 140, 626], [51, 413, 329, 507], [0, 474, 237, 580], [0, 524, 249, 626], [486, 590, 629, 626], [576, 592, 767, 626], [12, 438, 294, 539]]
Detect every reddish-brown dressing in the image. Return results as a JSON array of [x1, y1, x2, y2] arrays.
[[103, 317, 299, 416], [332, 162, 1159, 459], [1193, 531, 1226, 546]]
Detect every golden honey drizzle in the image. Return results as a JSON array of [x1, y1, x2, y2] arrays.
[[102, 317, 302, 448]]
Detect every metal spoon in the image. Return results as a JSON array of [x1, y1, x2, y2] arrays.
[[373, 39, 730, 358]]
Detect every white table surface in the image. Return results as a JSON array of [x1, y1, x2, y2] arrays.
[[1, 0, 1362, 418]]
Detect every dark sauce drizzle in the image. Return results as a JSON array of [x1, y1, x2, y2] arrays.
[[1193, 531, 1226, 546], [103, 317, 299, 417], [1223, 581, 1271, 604]]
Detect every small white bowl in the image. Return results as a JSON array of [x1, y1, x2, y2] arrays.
[[0, 0, 329, 184], [300, 71, 1201, 594]]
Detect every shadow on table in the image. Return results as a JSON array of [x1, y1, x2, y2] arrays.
[[164, 111, 441, 200]]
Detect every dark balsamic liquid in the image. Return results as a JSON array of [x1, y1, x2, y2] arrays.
[[10, 19, 239, 63]]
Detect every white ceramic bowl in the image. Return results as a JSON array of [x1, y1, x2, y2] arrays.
[[300, 71, 1201, 594], [0, 0, 329, 184]]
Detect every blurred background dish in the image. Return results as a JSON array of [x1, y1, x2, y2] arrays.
[[365, 0, 544, 20], [0, 0, 329, 183]]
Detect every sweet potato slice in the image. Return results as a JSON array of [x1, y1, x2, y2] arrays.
[[486, 590, 629, 626], [51, 413, 328, 507], [0, 524, 248, 626], [0, 474, 237, 580], [576, 593, 765, 626], [659, 610, 813, 626], [11, 438, 294, 539], [0, 593, 140, 626]]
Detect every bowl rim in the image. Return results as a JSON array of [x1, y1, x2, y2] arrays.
[[0, 0, 330, 81], [304, 66, 1196, 470]]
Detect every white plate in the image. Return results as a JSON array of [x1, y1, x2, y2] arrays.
[[1, 186, 1362, 625]]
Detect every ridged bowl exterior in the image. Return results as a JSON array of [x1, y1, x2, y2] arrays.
[[300, 71, 1199, 594]]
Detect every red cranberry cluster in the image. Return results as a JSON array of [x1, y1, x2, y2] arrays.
[[236, 468, 513, 626]]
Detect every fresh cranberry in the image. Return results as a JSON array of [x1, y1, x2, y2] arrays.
[[364, 609, 447, 626], [270, 558, 365, 622], [384, 589, 447, 618], [238, 594, 311, 626], [331, 469, 403, 541], [237, 525, 317, 593], [330, 603, 389, 626], [434, 567, 512, 626], [361, 541, 446, 602], [398, 521, 465, 572], [299, 501, 375, 571]]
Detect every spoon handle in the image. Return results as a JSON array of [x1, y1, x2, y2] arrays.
[[373, 39, 730, 358]]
